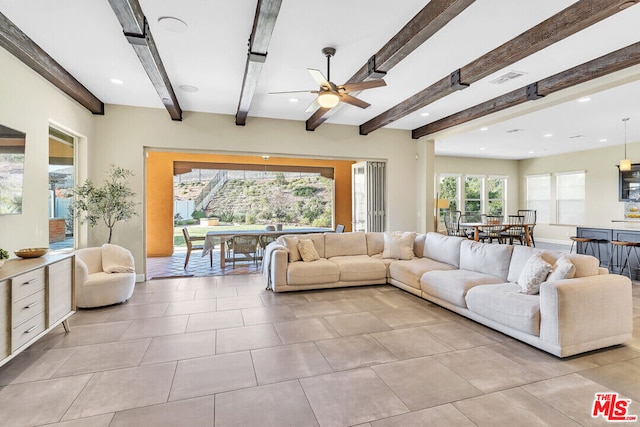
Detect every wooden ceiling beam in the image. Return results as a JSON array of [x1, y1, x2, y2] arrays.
[[412, 42, 640, 139], [0, 12, 104, 114], [361, 0, 639, 136], [305, 0, 476, 131], [236, 0, 283, 126], [107, 0, 182, 121]]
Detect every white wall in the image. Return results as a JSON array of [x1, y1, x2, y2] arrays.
[[91, 105, 423, 273], [0, 47, 94, 254]]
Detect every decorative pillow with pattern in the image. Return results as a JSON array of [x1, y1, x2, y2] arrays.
[[382, 231, 416, 260], [282, 236, 301, 263], [298, 239, 320, 262], [546, 255, 576, 281], [518, 252, 552, 295]]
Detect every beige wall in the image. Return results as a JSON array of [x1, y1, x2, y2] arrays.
[[519, 144, 635, 243], [0, 47, 94, 253], [91, 105, 425, 275]]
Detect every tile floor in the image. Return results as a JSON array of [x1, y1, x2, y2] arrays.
[[0, 274, 638, 426], [146, 248, 261, 279]]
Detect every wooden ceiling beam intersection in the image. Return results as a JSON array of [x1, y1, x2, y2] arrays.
[[235, 0, 283, 126], [361, 0, 639, 136], [412, 42, 640, 139], [108, 0, 182, 121], [0, 12, 104, 114], [305, 0, 476, 132]]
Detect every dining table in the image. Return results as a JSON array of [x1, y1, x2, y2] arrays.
[[202, 227, 333, 268], [458, 222, 533, 246]]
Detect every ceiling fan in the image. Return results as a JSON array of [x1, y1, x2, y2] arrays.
[[270, 47, 387, 112]]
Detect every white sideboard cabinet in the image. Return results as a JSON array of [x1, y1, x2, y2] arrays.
[[0, 254, 75, 367]]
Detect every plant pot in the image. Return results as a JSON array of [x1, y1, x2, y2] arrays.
[[276, 223, 283, 231], [208, 218, 219, 226], [199, 218, 210, 226]]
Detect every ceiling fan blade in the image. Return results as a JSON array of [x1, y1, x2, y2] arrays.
[[340, 79, 386, 93], [308, 69, 330, 89], [339, 94, 370, 109], [305, 98, 321, 113], [268, 90, 318, 95]]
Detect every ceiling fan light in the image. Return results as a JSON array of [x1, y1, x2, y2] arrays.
[[317, 92, 340, 109], [620, 159, 632, 171]]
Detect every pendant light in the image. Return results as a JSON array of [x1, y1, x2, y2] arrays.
[[620, 117, 631, 171]]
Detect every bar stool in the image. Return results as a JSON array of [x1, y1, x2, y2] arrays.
[[608, 240, 640, 279], [569, 236, 597, 258]]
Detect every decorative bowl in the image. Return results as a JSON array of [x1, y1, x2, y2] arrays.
[[14, 248, 49, 258]]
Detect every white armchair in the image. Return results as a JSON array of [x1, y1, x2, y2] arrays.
[[74, 244, 136, 308]]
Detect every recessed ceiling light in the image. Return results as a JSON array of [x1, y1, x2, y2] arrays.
[[577, 97, 591, 103], [289, 98, 299, 103], [158, 16, 188, 33], [528, 151, 535, 154], [544, 133, 553, 137], [600, 138, 608, 142], [110, 78, 124, 85], [179, 85, 199, 93], [480, 127, 488, 131], [480, 147, 486, 151], [420, 112, 430, 117]]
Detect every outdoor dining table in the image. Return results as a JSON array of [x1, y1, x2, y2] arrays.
[[202, 227, 333, 268], [459, 222, 533, 246]]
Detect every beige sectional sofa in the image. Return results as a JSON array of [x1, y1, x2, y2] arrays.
[[264, 231, 633, 357]]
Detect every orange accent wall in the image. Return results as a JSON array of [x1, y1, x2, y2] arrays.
[[146, 151, 354, 257]]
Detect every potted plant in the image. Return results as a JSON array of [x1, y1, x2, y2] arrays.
[[0, 248, 9, 267], [71, 165, 138, 244]]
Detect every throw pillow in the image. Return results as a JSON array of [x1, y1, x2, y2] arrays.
[[298, 239, 320, 262], [282, 236, 301, 263], [382, 231, 416, 260], [547, 255, 576, 281], [518, 252, 552, 295]]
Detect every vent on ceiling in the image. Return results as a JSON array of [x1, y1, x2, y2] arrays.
[[506, 128, 524, 134], [489, 70, 527, 85], [569, 134, 586, 139]]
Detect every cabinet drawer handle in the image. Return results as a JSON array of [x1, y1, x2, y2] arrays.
[[25, 301, 40, 309], [22, 279, 38, 285], [25, 325, 39, 334]]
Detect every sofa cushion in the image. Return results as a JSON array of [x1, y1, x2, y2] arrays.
[[422, 232, 464, 268], [298, 239, 320, 262], [371, 254, 396, 278], [366, 232, 384, 256], [508, 246, 600, 281], [547, 255, 576, 281], [414, 234, 427, 258], [101, 244, 135, 273], [329, 255, 387, 282], [390, 257, 456, 290], [460, 240, 513, 281], [324, 232, 367, 258], [466, 283, 541, 336], [383, 232, 416, 260], [287, 259, 340, 286], [518, 253, 552, 295], [557, 254, 600, 278], [421, 269, 505, 307]]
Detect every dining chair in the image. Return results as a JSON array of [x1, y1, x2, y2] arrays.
[[500, 215, 525, 245], [444, 210, 466, 237], [458, 214, 476, 239], [518, 209, 537, 247], [479, 214, 504, 243], [258, 234, 279, 263], [182, 227, 212, 269], [230, 234, 260, 268]]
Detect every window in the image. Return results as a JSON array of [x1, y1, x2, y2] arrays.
[[438, 175, 459, 212], [487, 177, 506, 216], [464, 176, 482, 221], [48, 127, 76, 250], [526, 174, 551, 224], [556, 171, 585, 225]]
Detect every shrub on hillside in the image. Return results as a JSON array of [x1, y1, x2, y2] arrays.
[[292, 186, 318, 197]]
